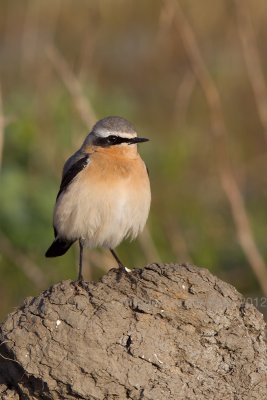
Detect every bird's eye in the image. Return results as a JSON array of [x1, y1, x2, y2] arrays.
[[108, 135, 118, 144]]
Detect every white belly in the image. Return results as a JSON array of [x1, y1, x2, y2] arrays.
[[54, 177, 151, 249]]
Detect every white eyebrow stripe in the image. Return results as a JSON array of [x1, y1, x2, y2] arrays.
[[94, 128, 136, 139]]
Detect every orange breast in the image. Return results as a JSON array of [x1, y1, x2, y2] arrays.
[[81, 146, 149, 187]]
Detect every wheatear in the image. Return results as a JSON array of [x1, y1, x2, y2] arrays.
[[45, 116, 151, 280]]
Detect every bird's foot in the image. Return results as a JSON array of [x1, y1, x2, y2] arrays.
[[118, 263, 131, 273], [73, 267, 88, 288], [116, 264, 138, 286], [72, 277, 88, 292], [78, 273, 84, 282]]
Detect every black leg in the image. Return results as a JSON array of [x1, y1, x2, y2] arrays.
[[78, 239, 84, 281], [110, 249, 136, 284], [110, 249, 125, 270]]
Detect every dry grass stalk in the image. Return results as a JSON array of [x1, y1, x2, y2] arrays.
[[46, 44, 97, 127], [138, 226, 162, 264], [165, 223, 193, 264], [0, 85, 13, 170], [164, 0, 267, 295], [235, 0, 267, 144], [0, 85, 4, 170], [0, 232, 48, 289], [174, 70, 196, 125], [0, 85, 43, 287]]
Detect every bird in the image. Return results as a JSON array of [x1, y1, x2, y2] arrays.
[[45, 116, 151, 281]]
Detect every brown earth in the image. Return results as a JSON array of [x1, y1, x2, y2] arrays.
[[0, 263, 266, 399]]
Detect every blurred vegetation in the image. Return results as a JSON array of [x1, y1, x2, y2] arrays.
[[0, 0, 267, 321]]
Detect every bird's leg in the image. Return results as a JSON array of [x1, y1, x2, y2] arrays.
[[78, 239, 84, 281], [110, 249, 127, 271], [110, 249, 137, 285]]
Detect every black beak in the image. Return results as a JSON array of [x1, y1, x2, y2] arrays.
[[128, 137, 149, 145]]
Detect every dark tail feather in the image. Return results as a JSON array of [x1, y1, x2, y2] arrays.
[[45, 238, 74, 258]]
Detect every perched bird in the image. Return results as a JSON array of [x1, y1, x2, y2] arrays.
[[45, 116, 151, 280]]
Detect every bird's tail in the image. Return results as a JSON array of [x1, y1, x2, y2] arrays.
[[45, 238, 74, 258]]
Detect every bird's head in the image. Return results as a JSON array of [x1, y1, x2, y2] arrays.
[[84, 116, 149, 154]]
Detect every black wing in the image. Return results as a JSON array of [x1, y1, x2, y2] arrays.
[[56, 154, 89, 200]]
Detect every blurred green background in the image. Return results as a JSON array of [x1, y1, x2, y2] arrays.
[[0, 0, 267, 321]]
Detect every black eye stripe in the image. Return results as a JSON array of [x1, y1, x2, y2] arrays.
[[94, 135, 131, 147], [108, 135, 122, 144]]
